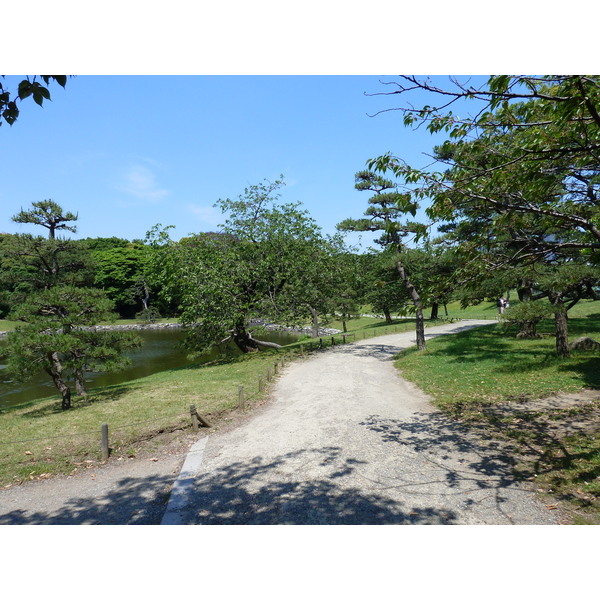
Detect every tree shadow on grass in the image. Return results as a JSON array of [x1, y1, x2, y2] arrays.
[[20, 384, 139, 419], [556, 357, 600, 389]]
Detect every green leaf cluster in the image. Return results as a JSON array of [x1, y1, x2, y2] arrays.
[[1, 75, 67, 126]]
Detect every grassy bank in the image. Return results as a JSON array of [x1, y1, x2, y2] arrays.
[[393, 317, 600, 523], [0, 349, 290, 487], [1, 317, 415, 488]]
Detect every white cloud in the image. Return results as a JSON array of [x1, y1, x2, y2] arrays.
[[121, 165, 169, 202], [187, 204, 221, 228]]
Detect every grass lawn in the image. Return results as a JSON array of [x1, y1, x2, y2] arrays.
[[0, 349, 293, 487], [393, 317, 600, 523], [395, 319, 600, 407]]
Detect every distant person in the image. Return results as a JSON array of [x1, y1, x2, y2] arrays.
[[497, 296, 506, 316]]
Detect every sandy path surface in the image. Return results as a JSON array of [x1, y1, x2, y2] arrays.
[[0, 320, 564, 525], [161, 321, 562, 525]]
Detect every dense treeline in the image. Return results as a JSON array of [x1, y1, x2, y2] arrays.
[[0, 189, 430, 409]]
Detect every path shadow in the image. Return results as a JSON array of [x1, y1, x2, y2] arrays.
[[0, 472, 175, 524], [1, 447, 458, 525], [358, 412, 530, 523], [335, 343, 406, 361], [177, 446, 458, 525], [332, 323, 493, 363]]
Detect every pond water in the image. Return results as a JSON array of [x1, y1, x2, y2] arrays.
[[0, 327, 299, 410]]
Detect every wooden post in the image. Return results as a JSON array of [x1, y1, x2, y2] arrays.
[[273, 362, 278, 375], [238, 385, 245, 409], [363, 331, 366, 339], [258, 375, 264, 392], [266, 367, 271, 382], [319, 338, 323, 349], [190, 404, 199, 432], [101, 423, 109, 460], [331, 336, 335, 346], [190, 403, 212, 429]]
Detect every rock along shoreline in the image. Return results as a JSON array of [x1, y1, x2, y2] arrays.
[[0, 321, 341, 337]]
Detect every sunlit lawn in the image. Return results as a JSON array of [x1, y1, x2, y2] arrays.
[[0, 350, 288, 487], [395, 319, 600, 407]]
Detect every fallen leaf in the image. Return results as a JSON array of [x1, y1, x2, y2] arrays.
[[24, 451, 33, 455]]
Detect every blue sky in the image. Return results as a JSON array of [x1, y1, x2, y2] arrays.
[[1, 74, 490, 249], [2, 1, 588, 251]]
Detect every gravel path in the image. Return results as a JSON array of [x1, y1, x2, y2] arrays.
[[162, 320, 562, 525], [0, 320, 564, 525]]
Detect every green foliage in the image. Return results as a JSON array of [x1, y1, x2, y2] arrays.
[[502, 301, 554, 338], [0, 202, 90, 305], [12, 199, 78, 239], [360, 250, 409, 319], [90, 243, 149, 317], [368, 76, 600, 355], [1, 75, 67, 126], [4, 200, 142, 409], [337, 170, 417, 246], [148, 178, 349, 353], [6, 286, 140, 408]]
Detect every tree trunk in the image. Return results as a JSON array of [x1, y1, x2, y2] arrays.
[[231, 323, 282, 353], [141, 281, 150, 311], [554, 306, 570, 358], [309, 307, 320, 338], [46, 351, 72, 410], [517, 279, 534, 302], [233, 324, 261, 353], [430, 302, 439, 320], [74, 368, 88, 397], [71, 348, 88, 397], [396, 258, 425, 351], [516, 320, 540, 338], [251, 337, 283, 350], [382, 307, 393, 324]]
